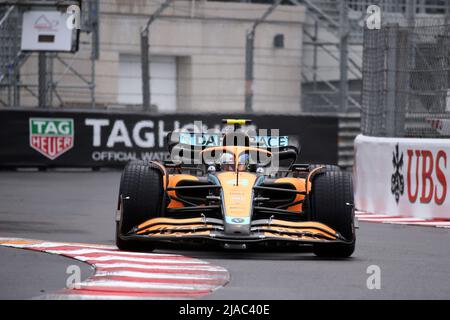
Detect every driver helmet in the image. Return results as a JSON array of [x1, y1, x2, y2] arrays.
[[218, 153, 235, 171], [237, 153, 250, 171]]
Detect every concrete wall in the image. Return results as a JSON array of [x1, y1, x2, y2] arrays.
[[18, 0, 305, 113]]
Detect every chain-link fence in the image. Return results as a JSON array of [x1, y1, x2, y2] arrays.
[[362, 23, 450, 138]]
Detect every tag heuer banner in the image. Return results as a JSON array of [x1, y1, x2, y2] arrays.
[[29, 118, 74, 160], [0, 109, 338, 168]]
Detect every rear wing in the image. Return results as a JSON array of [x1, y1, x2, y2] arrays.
[[167, 131, 298, 166], [177, 133, 289, 148]]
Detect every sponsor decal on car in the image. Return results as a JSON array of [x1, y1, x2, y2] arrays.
[[225, 179, 249, 187], [225, 216, 250, 224], [29, 118, 74, 160], [178, 133, 289, 148]]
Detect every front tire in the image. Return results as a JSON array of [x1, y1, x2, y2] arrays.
[[309, 171, 355, 258], [116, 161, 164, 251]]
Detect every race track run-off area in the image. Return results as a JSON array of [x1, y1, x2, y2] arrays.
[[0, 171, 449, 300]]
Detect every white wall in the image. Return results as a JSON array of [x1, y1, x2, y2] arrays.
[[118, 54, 177, 112], [354, 135, 450, 219]]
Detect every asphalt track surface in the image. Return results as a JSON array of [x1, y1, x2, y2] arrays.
[[0, 171, 449, 299]]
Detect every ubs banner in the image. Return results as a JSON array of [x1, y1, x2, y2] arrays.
[[0, 109, 338, 168], [354, 134, 450, 219]]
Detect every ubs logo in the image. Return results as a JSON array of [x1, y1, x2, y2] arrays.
[[390, 144, 448, 205], [391, 144, 404, 203]]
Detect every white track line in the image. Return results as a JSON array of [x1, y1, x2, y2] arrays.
[[94, 270, 228, 280], [94, 262, 228, 272], [359, 217, 426, 222], [0, 241, 114, 250], [73, 255, 208, 264], [356, 214, 400, 218], [356, 213, 450, 228], [46, 248, 180, 257], [37, 294, 154, 300], [387, 221, 450, 228], [74, 280, 218, 291]]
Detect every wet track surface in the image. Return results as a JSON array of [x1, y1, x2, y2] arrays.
[[0, 171, 449, 299], [0, 246, 92, 299]]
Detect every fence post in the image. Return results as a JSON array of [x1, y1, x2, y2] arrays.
[[140, 0, 174, 113], [361, 26, 385, 136], [339, 0, 349, 113], [244, 30, 254, 113], [141, 29, 150, 112], [385, 24, 399, 137], [394, 28, 409, 137], [38, 52, 47, 108]]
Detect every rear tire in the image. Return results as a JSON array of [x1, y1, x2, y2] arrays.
[[309, 171, 355, 258], [116, 161, 163, 251], [308, 164, 341, 172]]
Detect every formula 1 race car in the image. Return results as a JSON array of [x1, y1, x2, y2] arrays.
[[115, 119, 355, 257]]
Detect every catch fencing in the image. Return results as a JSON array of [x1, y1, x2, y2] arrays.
[[362, 23, 450, 138]]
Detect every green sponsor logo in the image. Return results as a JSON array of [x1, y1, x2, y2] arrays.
[[29, 118, 74, 160]]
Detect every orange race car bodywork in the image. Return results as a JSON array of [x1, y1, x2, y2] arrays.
[[118, 143, 352, 249]]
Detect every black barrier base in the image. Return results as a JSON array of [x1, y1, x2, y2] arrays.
[[0, 109, 338, 168]]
